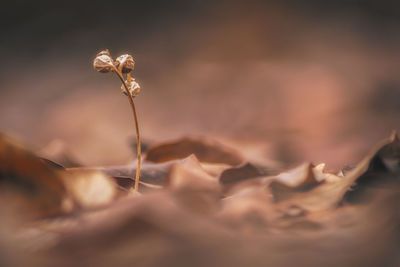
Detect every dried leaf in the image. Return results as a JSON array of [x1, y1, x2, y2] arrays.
[[77, 157, 229, 190], [112, 177, 162, 193], [62, 170, 117, 208], [270, 132, 400, 212], [343, 131, 400, 203], [165, 155, 220, 192], [165, 155, 221, 214], [38, 139, 81, 168], [72, 161, 173, 188], [219, 187, 275, 229], [0, 134, 67, 218], [54, 191, 233, 267], [199, 162, 231, 177], [219, 162, 273, 185], [312, 163, 342, 183], [145, 137, 244, 165], [269, 163, 321, 202]]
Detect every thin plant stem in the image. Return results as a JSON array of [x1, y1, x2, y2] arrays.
[[112, 66, 141, 191]]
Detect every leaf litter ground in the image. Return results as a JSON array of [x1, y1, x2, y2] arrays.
[[0, 133, 399, 266]]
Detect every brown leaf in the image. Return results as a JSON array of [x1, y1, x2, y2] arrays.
[[38, 139, 82, 168], [76, 157, 228, 192], [199, 162, 231, 177], [111, 177, 162, 193], [71, 162, 172, 196], [269, 132, 400, 212], [312, 163, 342, 183], [271, 176, 351, 212], [0, 133, 121, 218], [145, 137, 244, 165], [0, 134, 67, 218], [54, 191, 233, 267], [219, 162, 274, 185], [165, 155, 221, 214], [165, 155, 220, 192], [343, 131, 400, 203], [268, 163, 321, 202], [62, 170, 117, 209], [219, 187, 275, 229]]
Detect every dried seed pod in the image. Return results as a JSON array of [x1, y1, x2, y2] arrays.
[[121, 79, 141, 97], [96, 49, 111, 57], [93, 50, 114, 73], [115, 54, 135, 73]]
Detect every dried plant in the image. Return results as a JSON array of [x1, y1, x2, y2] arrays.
[[93, 49, 141, 191]]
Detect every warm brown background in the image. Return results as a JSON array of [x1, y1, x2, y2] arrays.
[[1, 0, 399, 169]]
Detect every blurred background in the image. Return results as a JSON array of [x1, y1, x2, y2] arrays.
[[0, 0, 399, 169]]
